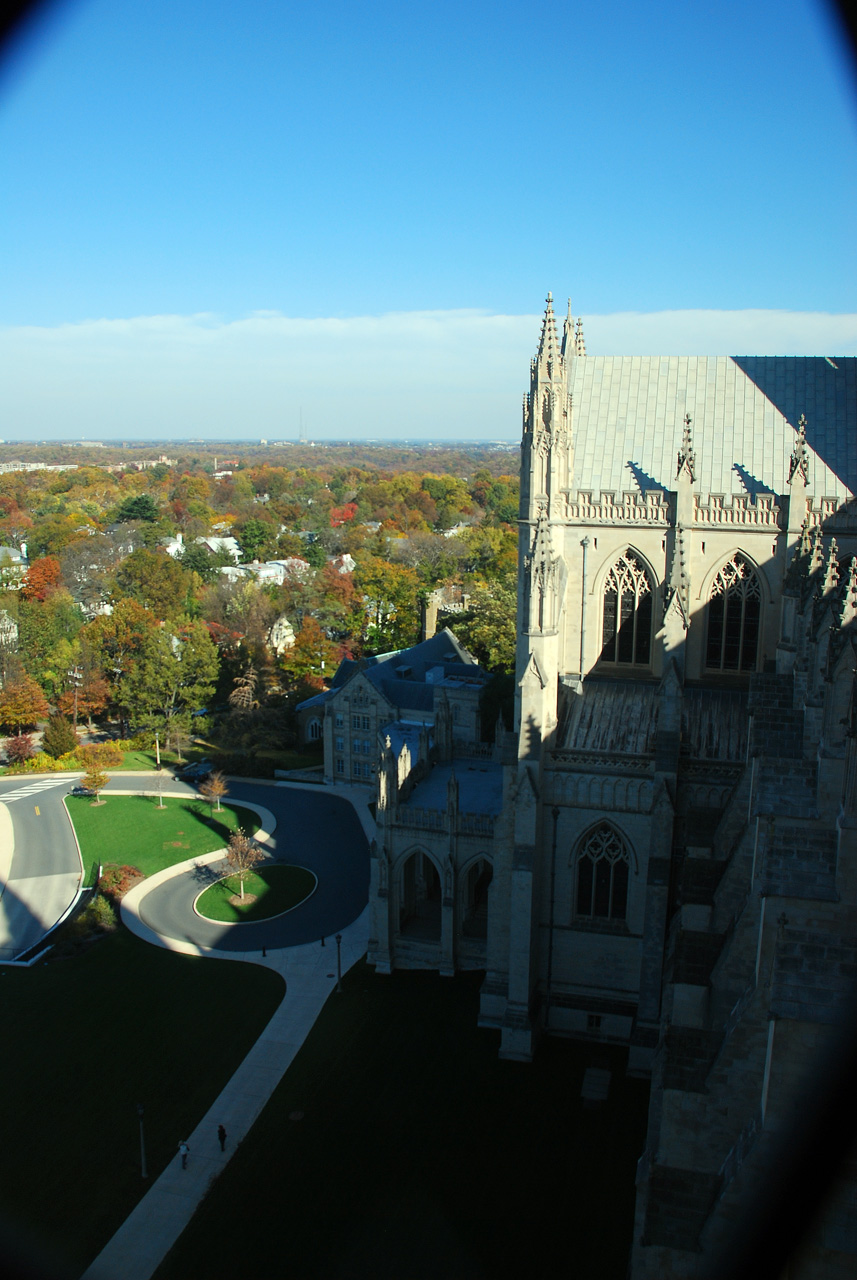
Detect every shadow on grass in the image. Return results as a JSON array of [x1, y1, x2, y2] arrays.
[[155, 963, 649, 1280]]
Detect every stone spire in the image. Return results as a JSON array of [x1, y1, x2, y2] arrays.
[[536, 292, 561, 378], [664, 524, 691, 630], [574, 315, 586, 357], [675, 414, 696, 485], [788, 413, 810, 486]]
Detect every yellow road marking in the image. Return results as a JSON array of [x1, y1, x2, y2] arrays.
[[34, 805, 40, 816]]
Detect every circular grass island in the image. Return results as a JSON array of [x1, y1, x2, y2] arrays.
[[195, 864, 317, 924]]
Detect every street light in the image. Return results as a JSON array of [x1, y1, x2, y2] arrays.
[[154, 731, 161, 770], [136, 1103, 148, 1179], [335, 933, 342, 993]]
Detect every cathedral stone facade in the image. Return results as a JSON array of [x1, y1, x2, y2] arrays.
[[365, 297, 857, 1274]]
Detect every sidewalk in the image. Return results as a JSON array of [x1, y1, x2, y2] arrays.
[[81, 907, 369, 1280]]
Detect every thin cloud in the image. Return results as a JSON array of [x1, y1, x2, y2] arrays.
[[1, 309, 855, 441]]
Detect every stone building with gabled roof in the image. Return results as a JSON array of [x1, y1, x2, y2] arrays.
[[477, 295, 857, 1277]]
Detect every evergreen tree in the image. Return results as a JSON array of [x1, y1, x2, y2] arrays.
[[42, 713, 78, 759]]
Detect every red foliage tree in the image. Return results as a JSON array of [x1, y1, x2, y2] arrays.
[[5, 733, 35, 764], [21, 555, 62, 602], [330, 502, 358, 527]]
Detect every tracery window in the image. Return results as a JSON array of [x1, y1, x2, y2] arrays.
[[575, 824, 630, 921], [705, 554, 761, 672], [600, 551, 652, 665]]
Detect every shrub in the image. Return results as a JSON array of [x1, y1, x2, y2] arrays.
[[84, 894, 118, 932], [99, 864, 142, 904], [5, 733, 35, 764]]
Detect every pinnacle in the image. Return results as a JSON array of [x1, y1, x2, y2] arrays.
[[574, 315, 586, 357], [537, 292, 561, 368]]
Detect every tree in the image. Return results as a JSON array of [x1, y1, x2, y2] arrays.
[[42, 713, 78, 759], [228, 667, 259, 713], [120, 617, 219, 751], [115, 493, 160, 523], [5, 733, 34, 764], [111, 549, 195, 619], [280, 617, 338, 687], [58, 671, 110, 730], [237, 517, 275, 563], [16, 591, 85, 699], [79, 741, 123, 770], [200, 770, 228, 813], [221, 828, 264, 900], [353, 554, 420, 653], [452, 583, 517, 674], [0, 673, 49, 734], [82, 767, 109, 804], [20, 555, 62, 602]]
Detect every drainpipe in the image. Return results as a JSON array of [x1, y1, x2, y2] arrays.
[[544, 806, 560, 1032], [579, 537, 590, 680]]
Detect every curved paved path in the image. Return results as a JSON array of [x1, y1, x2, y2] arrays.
[[127, 781, 370, 954]]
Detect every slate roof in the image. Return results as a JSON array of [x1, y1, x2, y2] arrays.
[[296, 628, 488, 716], [403, 761, 504, 817], [569, 356, 857, 501]]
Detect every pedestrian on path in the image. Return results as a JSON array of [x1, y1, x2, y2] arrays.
[[178, 1140, 189, 1170], [217, 1124, 227, 1152]]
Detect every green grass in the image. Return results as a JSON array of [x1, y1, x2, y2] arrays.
[[0, 929, 284, 1278], [196, 864, 316, 923], [156, 964, 650, 1280], [66, 794, 260, 877]]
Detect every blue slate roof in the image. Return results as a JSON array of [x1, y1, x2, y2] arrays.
[[297, 628, 488, 716], [402, 761, 504, 817]]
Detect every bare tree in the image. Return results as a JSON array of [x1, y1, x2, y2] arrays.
[[228, 666, 259, 714], [221, 828, 264, 900], [199, 770, 228, 813]]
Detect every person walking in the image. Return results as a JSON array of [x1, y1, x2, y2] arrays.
[[178, 1140, 189, 1170], [217, 1124, 227, 1153]]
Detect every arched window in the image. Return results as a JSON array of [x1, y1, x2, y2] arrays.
[[600, 551, 652, 665], [308, 718, 322, 741], [575, 824, 630, 921], [705, 554, 761, 672]]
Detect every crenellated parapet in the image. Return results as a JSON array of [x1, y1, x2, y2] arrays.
[[692, 492, 782, 528], [565, 489, 670, 525]]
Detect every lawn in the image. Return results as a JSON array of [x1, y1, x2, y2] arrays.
[[0, 930, 284, 1278], [65, 794, 261, 877], [156, 964, 650, 1280], [196, 864, 316, 923]]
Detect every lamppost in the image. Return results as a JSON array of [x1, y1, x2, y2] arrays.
[[137, 1103, 148, 1179], [154, 731, 161, 770], [335, 933, 342, 993], [68, 666, 83, 730]]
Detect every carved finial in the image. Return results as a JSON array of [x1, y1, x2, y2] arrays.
[[675, 413, 696, 484], [810, 523, 824, 574], [536, 292, 561, 372], [788, 414, 810, 486], [663, 523, 690, 628], [574, 315, 586, 357], [561, 298, 574, 359], [799, 518, 813, 558]]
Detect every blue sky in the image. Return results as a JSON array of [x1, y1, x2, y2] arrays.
[[0, 0, 855, 440]]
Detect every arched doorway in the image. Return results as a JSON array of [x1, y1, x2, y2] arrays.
[[461, 858, 493, 939], [398, 851, 442, 939]]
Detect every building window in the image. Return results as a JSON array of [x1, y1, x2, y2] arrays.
[[600, 551, 652, 665], [336, 759, 344, 775], [363, 739, 371, 755], [587, 1014, 602, 1030], [335, 713, 343, 728], [308, 719, 322, 741], [706, 554, 761, 672], [362, 715, 370, 730], [335, 737, 344, 752], [575, 823, 630, 921], [352, 715, 360, 729]]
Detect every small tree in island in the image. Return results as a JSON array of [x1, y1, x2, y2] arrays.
[[222, 828, 264, 901], [199, 770, 228, 814], [83, 768, 109, 805]]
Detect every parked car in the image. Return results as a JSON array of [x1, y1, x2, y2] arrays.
[[69, 784, 95, 797], [178, 759, 213, 782]]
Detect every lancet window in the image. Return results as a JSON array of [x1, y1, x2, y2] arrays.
[[705, 554, 761, 672], [575, 823, 630, 921], [600, 551, 653, 666]]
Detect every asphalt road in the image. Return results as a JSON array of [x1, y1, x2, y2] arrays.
[[130, 780, 371, 951], [0, 774, 84, 961], [0, 772, 371, 959]]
